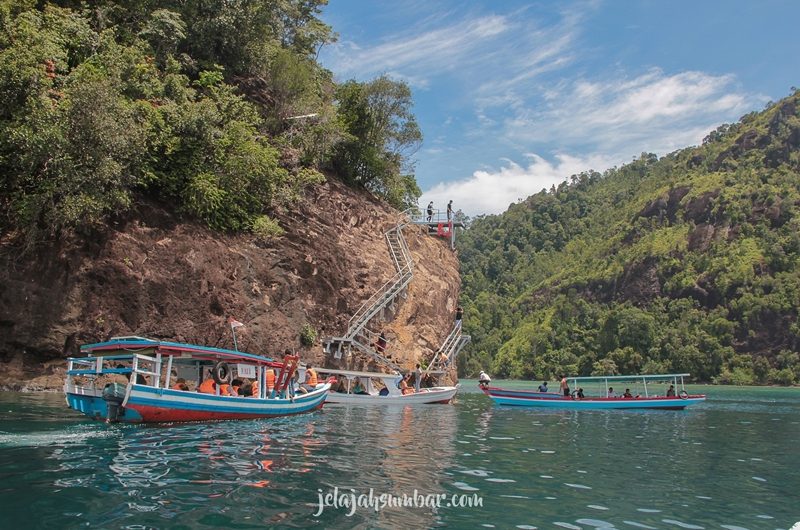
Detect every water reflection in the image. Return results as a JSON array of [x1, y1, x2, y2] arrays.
[[2, 391, 800, 529]]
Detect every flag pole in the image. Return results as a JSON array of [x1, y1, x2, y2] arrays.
[[231, 323, 239, 351]]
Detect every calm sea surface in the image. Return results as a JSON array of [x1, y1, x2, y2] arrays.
[[1, 383, 798, 529]]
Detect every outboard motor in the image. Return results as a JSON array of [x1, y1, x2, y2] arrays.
[[102, 382, 127, 423]]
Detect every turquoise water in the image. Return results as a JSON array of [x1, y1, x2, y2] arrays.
[[1, 383, 798, 529]]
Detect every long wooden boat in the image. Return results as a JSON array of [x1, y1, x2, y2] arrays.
[[482, 373, 705, 410], [318, 368, 458, 405], [65, 337, 330, 423]]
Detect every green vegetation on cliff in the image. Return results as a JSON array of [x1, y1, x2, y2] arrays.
[[458, 91, 800, 385], [0, 1, 422, 247]]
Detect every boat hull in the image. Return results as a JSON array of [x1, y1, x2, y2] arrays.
[[66, 383, 329, 423], [483, 387, 705, 410], [325, 386, 457, 405]]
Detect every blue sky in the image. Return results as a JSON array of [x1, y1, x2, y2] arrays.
[[319, 0, 800, 216]]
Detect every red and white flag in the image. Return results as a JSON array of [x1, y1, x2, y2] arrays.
[[228, 316, 244, 329]]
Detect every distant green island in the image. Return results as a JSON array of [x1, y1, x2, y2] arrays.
[[457, 90, 800, 386]]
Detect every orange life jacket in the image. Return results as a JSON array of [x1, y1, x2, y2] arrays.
[[219, 384, 231, 396], [198, 378, 216, 394], [171, 383, 187, 391], [251, 381, 260, 398], [266, 369, 275, 391], [306, 368, 318, 386]]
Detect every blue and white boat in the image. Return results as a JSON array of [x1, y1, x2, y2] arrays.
[[64, 337, 330, 423], [482, 373, 705, 410]]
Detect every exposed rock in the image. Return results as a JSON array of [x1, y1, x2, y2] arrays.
[[0, 177, 461, 390], [618, 257, 661, 304], [687, 223, 716, 252], [683, 190, 721, 224]]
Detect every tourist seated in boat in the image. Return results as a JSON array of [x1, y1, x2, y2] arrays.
[[231, 378, 243, 395], [576, 388, 585, 399], [266, 368, 276, 395], [352, 377, 368, 395], [197, 375, 217, 394], [238, 379, 253, 397], [399, 374, 415, 395], [302, 365, 319, 391], [379, 385, 390, 396], [538, 381, 549, 392], [171, 378, 189, 391], [607, 387, 616, 398], [294, 371, 308, 394], [666, 384, 676, 397], [623, 388, 633, 399]]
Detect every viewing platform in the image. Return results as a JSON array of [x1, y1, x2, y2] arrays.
[[408, 210, 464, 249]]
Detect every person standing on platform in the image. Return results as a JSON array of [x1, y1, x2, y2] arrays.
[[447, 200, 453, 221], [426, 201, 434, 222], [455, 306, 463, 327]]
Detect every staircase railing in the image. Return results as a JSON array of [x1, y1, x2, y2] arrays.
[[326, 212, 415, 372], [425, 323, 471, 374]]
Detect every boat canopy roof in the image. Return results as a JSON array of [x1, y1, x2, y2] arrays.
[[79, 336, 276, 365], [567, 373, 691, 383], [315, 367, 401, 380]]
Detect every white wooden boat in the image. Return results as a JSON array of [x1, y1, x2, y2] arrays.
[[317, 368, 458, 405]]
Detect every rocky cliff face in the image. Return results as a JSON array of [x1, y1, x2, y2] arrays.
[[0, 177, 461, 390]]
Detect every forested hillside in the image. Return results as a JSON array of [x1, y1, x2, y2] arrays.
[[458, 90, 800, 385], [0, 1, 421, 248]]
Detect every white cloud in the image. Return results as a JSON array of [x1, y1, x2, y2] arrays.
[[420, 152, 615, 217], [324, 14, 511, 85], [499, 69, 761, 154]]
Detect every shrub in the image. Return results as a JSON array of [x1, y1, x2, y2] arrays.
[[300, 323, 317, 346], [251, 215, 285, 240], [769, 368, 796, 386]]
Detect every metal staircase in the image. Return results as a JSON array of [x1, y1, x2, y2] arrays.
[[324, 218, 414, 372], [424, 323, 471, 375]]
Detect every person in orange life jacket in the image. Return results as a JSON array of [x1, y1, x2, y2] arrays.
[[171, 378, 189, 391], [303, 365, 318, 391], [197, 376, 216, 394]]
